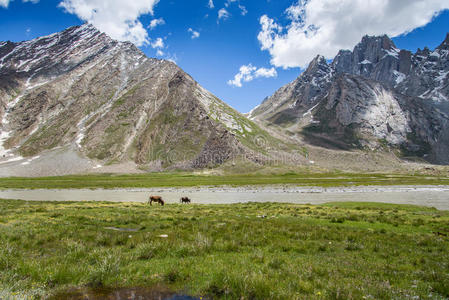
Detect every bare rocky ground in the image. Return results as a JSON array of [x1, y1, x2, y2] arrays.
[[0, 145, 146, 177], [1, 143, 447, 177]]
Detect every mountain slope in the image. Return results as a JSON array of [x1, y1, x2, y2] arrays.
[[0, 24, 282, 174], [250, 34, 449, 164]]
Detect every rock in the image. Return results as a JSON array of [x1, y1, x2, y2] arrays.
[[0, 24, 273, 170], [250, 33, 449, 164]]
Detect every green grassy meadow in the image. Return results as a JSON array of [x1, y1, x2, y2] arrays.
[[0, 172, 448, 189], [0, 200, 448, 299]]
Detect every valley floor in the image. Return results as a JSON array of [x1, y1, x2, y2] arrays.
[[1, 185, 449, 210], [1, 172, 449, 190], [0, 200, 448, 299]]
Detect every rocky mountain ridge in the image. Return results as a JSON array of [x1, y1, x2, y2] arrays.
[[0, 24, 283, 174], [250, 34, 449, 164]]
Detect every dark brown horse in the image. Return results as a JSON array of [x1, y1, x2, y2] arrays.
[[148, 195, 164, 206], [180, 197, 191, 204]]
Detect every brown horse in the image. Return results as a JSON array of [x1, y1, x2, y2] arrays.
[[180, 197, 191, 204], [148, 195, 164, 206]]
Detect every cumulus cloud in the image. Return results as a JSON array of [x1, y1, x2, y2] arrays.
[[188, 28, 200, 39], [59, 0, 160, 46], [228, 64, 277, 87], [218, 8, 230, 21], [151, 37, 164, 49], [258, 0, 449, 69], [149, 18, 165, 30], [208, 0, 214, 9], [0, 0, 39, 8]]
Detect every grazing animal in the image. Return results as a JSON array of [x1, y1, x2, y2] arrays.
[[149, 195, 164, 206], [180, 197, 191, 204]]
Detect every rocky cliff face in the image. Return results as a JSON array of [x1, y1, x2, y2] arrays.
[[0, 24, 278, 172], [250, 34, 449, 164]]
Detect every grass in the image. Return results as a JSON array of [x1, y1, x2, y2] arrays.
[[0, 172, 448, 190], [0, 200, 448, 299]]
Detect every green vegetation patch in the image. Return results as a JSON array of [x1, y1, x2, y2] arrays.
[[0, 200, 448, 299], [0, 172, 448, 190]]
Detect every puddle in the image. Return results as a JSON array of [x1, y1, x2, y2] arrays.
[[49, 287, 202, 300]]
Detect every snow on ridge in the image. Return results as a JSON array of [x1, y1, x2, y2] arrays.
[[383, 48, 399, 59], [418, 70, 448, 103], [436, 70, 449, 84], [303, 102, 320, 117], [393, 70, 406, 86], [430, 51, 440, 58], [247, 104, 260, 120], [359, 59, 372, 65], [0, 93, 26, 160]]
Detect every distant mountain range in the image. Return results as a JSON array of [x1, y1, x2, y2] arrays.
[[0, 24, 448, 176], [250, 34, 449, 164]]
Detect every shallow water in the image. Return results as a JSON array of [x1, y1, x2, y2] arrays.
[[1, 187, 449, 210]]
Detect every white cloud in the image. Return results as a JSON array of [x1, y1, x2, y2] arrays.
[[59, 0, 160, 46], [258, 0, 449, 69], [208, 0, 214, 9], [238, 4, 247, 16], [151, 37, 164, 48], [156, 49, 164, 56], [188, 28, 200, 39], [0, 0, 39, 8], [218, 8, 230, 21], [149, 18, 165, 30], [224, 0, 237, 7], [222, 1, 247, 17], [228, 64, 277, 87]]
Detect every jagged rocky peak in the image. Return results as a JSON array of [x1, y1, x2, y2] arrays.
[[0, 23, 110, 71], [437, 33, 449, 50], [356, 35, 397, 61], [416, 46, 428, 54], [331, 34, 413, 86], [248, 54, 334, 123], [0, 23, 148, 80], [332, 35, 397, 69], [305, 55, 330, 74], [250, 32, 449, 164]]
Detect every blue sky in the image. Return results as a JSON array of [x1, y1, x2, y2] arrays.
[[1, 0, 449, 113]]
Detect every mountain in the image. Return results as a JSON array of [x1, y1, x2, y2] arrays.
[[0, 24, 283, 175], [250, 34, 449, 164]]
